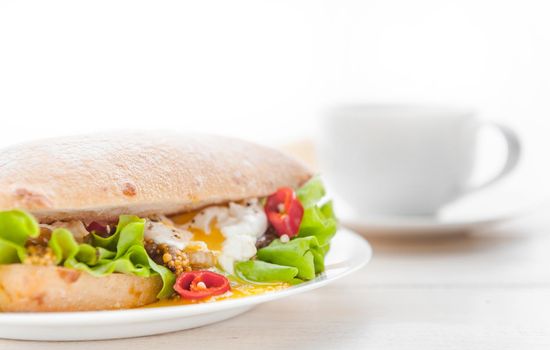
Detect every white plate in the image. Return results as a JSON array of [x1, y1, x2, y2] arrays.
[[0, 228, 371, 341]]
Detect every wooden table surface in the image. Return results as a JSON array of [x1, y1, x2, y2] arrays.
[[2, 208, 549, 349]]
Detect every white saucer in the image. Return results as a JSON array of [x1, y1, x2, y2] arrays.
[[337, 191, 541, 236], [340, 211, 509, 235], [0, 228, 371, 341]]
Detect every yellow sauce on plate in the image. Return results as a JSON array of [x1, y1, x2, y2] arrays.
[[146, 281, 289, 307]]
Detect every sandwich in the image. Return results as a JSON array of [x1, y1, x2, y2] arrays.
[[0, 132, 338, 312]]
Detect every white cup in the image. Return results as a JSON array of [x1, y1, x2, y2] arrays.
[[318, 105, 521, 216]]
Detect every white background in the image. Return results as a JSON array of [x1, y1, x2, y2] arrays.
[[1, 0, 549, 206]]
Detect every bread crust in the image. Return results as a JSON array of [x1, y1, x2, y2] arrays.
[[0, 132, 312, 222], [0, 265, 162, 312]]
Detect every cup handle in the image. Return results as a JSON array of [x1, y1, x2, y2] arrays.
[[466, 122, 521, 193]]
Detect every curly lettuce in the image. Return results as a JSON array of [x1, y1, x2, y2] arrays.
[[50, 215, 175, 298], [297, 178, 338, 243], [0, 210, 39, 264], [0, 211, 174, 299]]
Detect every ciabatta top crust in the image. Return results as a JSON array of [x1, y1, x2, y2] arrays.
[[0, 132, 312, 222]]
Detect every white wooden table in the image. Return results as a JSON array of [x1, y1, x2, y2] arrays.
[[2, 209, 549, 349]]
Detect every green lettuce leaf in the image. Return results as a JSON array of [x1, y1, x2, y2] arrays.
[[235, 260, 299, 283], [297, 179, 337, 252], [296, 176, 326, 208], [320, 200, 336, 220], [0, 239, 27, 264], [50, 216, 175, 299], [91, 215, 142, 254], [298, 204, 337, 247], [257, 236, 321, 280], [311, 244, 327, 274], [0, 210, 39, 264]]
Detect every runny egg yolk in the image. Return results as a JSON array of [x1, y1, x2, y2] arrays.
[[170, 211, 225, 251], [188, 227, 224, 251]]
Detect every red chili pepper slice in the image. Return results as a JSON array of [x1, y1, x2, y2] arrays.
[[174, 271, 231, 300], [264, 187, 304, 238]]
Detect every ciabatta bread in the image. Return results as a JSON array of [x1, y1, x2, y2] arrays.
[[0, 132, 312, 222]]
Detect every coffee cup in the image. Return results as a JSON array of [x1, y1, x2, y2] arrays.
[[318, 104, 521, 216]]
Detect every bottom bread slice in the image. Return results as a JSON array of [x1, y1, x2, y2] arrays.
[[0, 265, 162, 312]]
